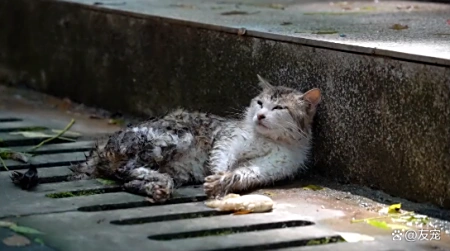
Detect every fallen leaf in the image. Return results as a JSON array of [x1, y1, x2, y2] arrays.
[[388, 203, 402, 214], [2, 235, 31, 247], [169, 3, 196, 9], [262, 191, 276, 197], [237, 28, 246, 36], [389, 24, 408, 30], [89, 114, 103, 119], [10, 131, 54, 138], [338, 232, 375, 243], [268, 3, 284, 10], [280, 21, 292, 26], [447, 20, 450, 25], [34, 238, 45, 245], [108, 119, 125, 126], [9, 225, 44, 235], [233, 210, 252, 215], [361, 6, 376, 11], [0, 221, 16, 227], [365, 219, 390, 230], [378, 203, 402, 215], [302, 185, 324, 191]]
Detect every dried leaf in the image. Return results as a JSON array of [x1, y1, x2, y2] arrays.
[[389, 24, 408, 30], [2, 235, 31, 247], [0, 221, 16, 227], [302, 185, 324, 191], [89, 114, 103, 119], [237, 28, 246, 36], [361, 6, 376, 11], [268, 4, 284, 10], [10, 131, 54, 138], [262, 191, 276, 197], [447, 19, 450, 25], [9, 225, 44, 235], [108, 119, 125, 126], [169, 3, 196, 9], [338, 232, 375, 243]]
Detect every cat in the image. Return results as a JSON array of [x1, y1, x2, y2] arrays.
[[68, 75, 322, 202]]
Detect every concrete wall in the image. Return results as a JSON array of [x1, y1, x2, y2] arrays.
[[1, 0, 449, 208]]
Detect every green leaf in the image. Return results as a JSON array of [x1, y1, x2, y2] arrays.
[[388, 203, 402, 214], [9, 225, 44, 235], [34, 238, 45, 245], [365, 219, 390, 230], [0, 221, 16, 227]]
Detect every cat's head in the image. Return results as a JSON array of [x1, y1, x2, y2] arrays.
[[244, 75, 322, 142]]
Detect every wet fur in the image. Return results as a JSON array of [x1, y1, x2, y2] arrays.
[[69, 75, 322, 201]]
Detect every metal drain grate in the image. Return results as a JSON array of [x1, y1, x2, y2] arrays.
[[0, 114, 415, 251]]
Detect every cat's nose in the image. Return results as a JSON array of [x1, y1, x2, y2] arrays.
[[257, 114, 266, 120]]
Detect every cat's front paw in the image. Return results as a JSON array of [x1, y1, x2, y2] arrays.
[[203, 172, 233, 198]]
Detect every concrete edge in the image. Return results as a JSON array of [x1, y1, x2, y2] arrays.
[[57, 0, 450, 67]]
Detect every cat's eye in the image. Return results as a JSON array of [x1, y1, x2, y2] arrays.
[[272, 105, 284, 110], [256, 100, 263, 107]]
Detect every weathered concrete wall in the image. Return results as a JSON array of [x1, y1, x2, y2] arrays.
[[1, 0, 449, 208]]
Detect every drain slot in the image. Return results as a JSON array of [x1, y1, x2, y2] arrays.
[[0, 137, 77, 147], [199, 236, 345, 251], [2, 159, 85, 171], [110, 210, 227, 225], [0, 118, 22, 122], [39, 175, 70, 184], [46, 187, 122, 198], [148, 220, 314, 241], [0, 126, 48, 133], [78, 195, 207, 212]]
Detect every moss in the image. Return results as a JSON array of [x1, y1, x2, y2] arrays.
[[46, 189, 104, 198], [46, 192, 76, 198]]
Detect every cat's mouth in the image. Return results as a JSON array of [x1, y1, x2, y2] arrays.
[[256, 121, 269, 130]]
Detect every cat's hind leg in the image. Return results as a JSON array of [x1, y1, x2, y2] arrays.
[[119, 166, 175, 202]]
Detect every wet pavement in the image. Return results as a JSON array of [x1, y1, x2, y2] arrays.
[[1, 85, 450, 250]]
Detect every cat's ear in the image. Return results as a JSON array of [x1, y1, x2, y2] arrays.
[[301, 88, 322, 109], [257, 74, 274, 90]]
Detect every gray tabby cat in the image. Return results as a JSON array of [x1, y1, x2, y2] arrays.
[[69, 75, 322, 202]]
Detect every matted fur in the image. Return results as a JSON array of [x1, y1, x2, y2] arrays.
[[69, 75, 322, 201]]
